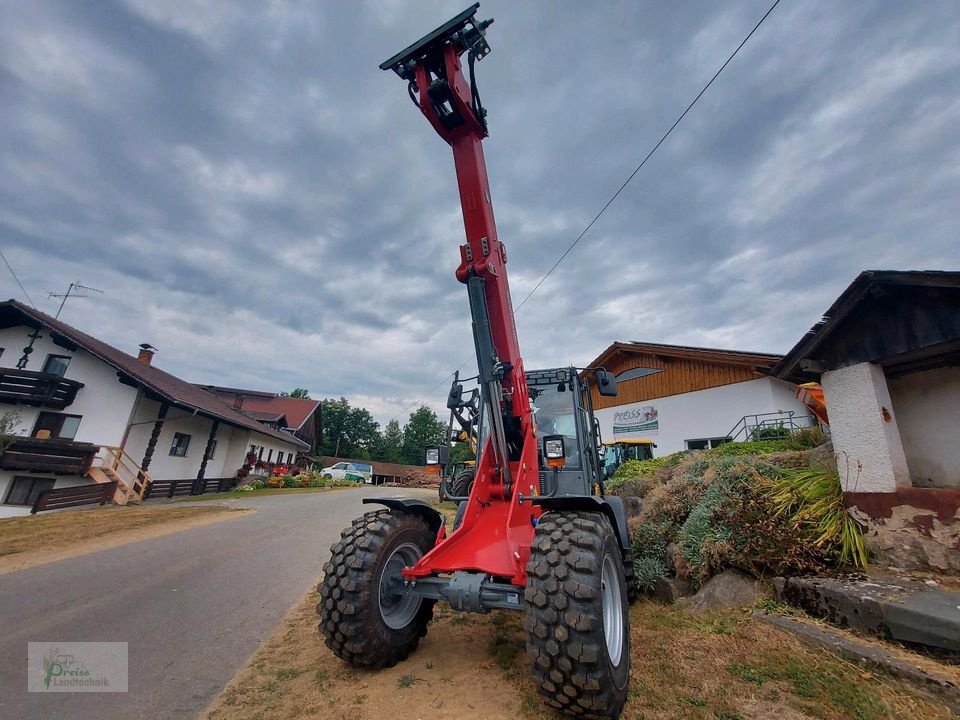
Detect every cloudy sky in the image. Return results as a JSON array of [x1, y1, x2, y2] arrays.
[[2, 1, 958, 424]]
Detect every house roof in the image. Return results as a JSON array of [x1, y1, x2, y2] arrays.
[[0, 299, 309, 449], [771, 271, 960, 380], [244, 410, 289, 425], [196, 386, 321, 430], [586, 340, 783, 373]]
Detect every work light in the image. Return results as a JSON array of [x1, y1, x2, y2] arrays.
[[543, 435, 566, 468]]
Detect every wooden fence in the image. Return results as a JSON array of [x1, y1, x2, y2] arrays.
[[31, 481, 118, 514]]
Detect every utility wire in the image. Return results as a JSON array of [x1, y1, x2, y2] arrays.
[[0, 249, 36, 307], [409, 0, 782, 409]]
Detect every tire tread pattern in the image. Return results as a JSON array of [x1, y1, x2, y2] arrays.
[[523, 511, 629, 719], [317, 509, 434, 669]]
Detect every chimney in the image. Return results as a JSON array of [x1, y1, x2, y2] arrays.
[[233, 394, 245, 410], [137, 343, 158, 366]]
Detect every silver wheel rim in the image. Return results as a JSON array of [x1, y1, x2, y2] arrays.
[[378, 542, 423, 630], [601, 553, 624, 666]]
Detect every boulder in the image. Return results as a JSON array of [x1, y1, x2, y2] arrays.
[[683, 569, 764, 613], [653, 576, 691, 604]]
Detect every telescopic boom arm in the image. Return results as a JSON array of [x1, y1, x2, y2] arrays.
[[380, 4, 539, 583]]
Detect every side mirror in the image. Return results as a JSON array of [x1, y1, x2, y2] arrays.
[[596, 370, 618, 397], [447, 382, 464, 410]]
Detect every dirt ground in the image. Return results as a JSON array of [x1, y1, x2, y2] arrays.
[[207, 587, 955, 720], [0, 504, 247, 574]]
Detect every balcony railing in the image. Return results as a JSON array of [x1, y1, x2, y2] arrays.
[[0, 369, 84, 410], [0, 436, 99, 475]]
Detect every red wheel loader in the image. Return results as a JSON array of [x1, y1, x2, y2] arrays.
[[318, 6, 636, 717]]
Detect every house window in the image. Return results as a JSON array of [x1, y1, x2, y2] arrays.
[[4, 476, 55, 506], [267, 449, 273, 463], [685, 437, 731, 451], [169, 433, 191, 457], [258, 447, 264, 461], [32, 412, 82, 440], [205, 440, 217, 460], [287, 452, 294, 464], [42, 354, 72, 377]]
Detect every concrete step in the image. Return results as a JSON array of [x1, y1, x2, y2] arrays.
[[776, 576, 960, 654]]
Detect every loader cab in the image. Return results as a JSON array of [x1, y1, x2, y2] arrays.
[[527, 367, 606, 496], [602, 439, 656, 479]]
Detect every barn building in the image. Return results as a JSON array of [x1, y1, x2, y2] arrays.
[[585, 341, 811, 456]]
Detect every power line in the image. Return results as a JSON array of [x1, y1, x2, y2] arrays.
[[409, 0, 783, 408], [515, 0, 782, 312], [0, 249, 36, 307]]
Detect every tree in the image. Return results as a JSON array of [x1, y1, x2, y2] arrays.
[[319, 397, 351, 457], [280, 388, 311, 399], [0, 410, 22, 455], [448, 441, 475, 464], [401, 406, 447, 466], [319, 397, 381, 459], [377, 419, 405, 464]]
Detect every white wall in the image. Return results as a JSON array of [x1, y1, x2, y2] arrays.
[[0, 325, 139, 447], [888, 365, 960, 489], [122, 397, 301, 481], [821, 362, 910, 493], [594, 377, 811, 455], [0, 324, 140, 511]]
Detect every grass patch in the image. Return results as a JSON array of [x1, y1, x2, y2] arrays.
[[627, 602, 950, 720], [0, 505, 240, 557], [396, 674, 424, 689]]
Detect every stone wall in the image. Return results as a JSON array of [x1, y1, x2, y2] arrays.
[[846, 487, 960, 574]]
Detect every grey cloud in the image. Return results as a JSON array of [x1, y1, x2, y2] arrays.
[[2, 0, 958, 424]]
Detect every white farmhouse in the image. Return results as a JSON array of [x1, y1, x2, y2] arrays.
[[0, 300, 308, 517]]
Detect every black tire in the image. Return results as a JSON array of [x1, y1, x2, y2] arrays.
[[448, 469, 475, 504], [523, 511, 630, 719], [453, 501, 467, 531], [621, 547, 640, 605], [318, 509, 435, 668]]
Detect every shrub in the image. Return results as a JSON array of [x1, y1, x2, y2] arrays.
[[782, 426, 826, 450], [607, 452, 687, 494], [708, 440, 792, 457], [750, 424, 789, 441], [763, 465, 867, 567], [266, 476, 285, 488], [634, 557, 668, 593], [631, 454, 858, 584]]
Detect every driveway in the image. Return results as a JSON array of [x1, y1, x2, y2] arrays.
[[0, 486, 438, 720]]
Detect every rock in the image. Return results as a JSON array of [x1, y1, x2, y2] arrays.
[[621, 495, 643, 517], [684, 570, 764, 613], [430, 697, 443, 709], [653, 576, 690, 604], [665, 542, 688, 577], [806, 441, 836, 471]]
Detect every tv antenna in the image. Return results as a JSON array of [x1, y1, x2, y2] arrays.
[[49, 281, 104, 319]]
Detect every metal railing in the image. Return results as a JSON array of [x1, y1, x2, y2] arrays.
[[725, 410, 819, 443]]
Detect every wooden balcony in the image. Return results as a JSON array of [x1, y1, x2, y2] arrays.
[[0, 369, 84, 410], [0, 437, 99, 475]]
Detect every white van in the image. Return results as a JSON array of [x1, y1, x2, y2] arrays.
[[320, 462, 373, 483]]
